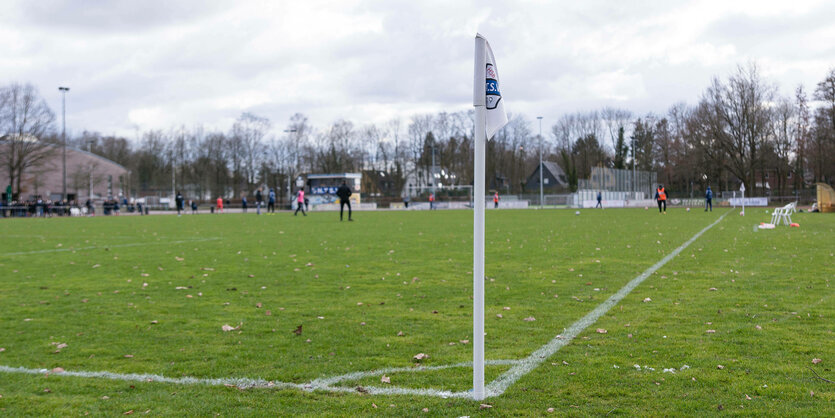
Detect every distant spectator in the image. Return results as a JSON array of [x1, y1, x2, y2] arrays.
[[336, 181, 353, 221], [255, 188, 263, 215], [176, 191, 184, 216], [242, 195, 248, 213], [705, 185, 713, 212], [216, 196, 224, 213], [268, 188, 276, 213], [294, 189, 306, 216]]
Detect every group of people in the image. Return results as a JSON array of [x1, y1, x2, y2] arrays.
[[653, 184, 714, 213], [0, 197, 144, 218], [0, 198, 71, 217], [173, 181, 355, 221]]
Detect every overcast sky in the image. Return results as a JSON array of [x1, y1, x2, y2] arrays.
[[2, 0, 834, 138]]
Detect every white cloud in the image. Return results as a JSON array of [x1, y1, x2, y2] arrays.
[[0, 0, 833, 137]]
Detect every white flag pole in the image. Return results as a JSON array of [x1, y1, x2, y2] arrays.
[[740, 182, 746, 216], [472, 33, 487, 401]]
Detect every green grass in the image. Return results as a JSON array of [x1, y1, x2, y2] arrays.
[[0, 208, 833, 416]]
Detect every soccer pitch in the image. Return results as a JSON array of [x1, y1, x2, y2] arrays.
[[0, 208, 833, 415]]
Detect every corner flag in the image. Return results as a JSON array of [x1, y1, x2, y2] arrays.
[[482, 36, 508, 139], [472, 33, 507, 401]]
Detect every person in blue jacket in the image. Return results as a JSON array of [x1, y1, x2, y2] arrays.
[[705, 185, 713, 212]]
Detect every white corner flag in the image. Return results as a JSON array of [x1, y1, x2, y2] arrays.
[[472, 33, 508, 401], [483, 37, 508, 140]]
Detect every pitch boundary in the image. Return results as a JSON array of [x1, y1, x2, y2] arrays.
[[0, 211, 728, 399]]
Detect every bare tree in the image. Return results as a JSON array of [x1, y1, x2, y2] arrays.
[[231, 113, 270, 193], [692, 64, 776, 194], [0, 83, 57, 196]]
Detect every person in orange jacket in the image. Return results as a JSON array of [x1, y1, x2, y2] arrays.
[[655, 185, 667, 214], [216, 196, 224, 213]]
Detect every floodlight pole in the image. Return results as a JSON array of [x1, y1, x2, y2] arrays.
[[472, 34, 487, 401], [284, 129, 298, 204], [537, 116, 543, 208], [59, 87, 70, 202]]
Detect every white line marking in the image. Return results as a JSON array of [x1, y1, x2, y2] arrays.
[[484, 211, 730, 397], [0, 212, 728, 400], [0, 360, 520, 399], [0, 237, 221, 257]]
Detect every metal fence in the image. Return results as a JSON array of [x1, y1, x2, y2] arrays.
[[579, 167, 657, 197]]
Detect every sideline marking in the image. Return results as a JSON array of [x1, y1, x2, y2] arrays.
[[0, 237, 221, 257], [484, 210, 730, 397], [0, 212, 728, 399]]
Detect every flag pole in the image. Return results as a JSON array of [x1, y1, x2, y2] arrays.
[[472, 33, 487, 401]]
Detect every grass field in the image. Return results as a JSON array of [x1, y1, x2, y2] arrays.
[[0, 207, 833, 416]]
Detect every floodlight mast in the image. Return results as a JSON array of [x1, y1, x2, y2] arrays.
[[472, 34, 487, 401], [537, 116, 543, 208], [59, 86, 70, 202]]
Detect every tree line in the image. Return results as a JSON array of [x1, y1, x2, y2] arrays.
[[2, 64, 834, 201]]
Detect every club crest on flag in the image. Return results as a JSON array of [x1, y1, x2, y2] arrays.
[[486, 64, 501, 110]]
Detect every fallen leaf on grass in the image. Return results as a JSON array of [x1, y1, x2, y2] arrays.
[[643, 298, 652, 303], [265, 310, 271, 316], [293, 325, 303, 335], [745, 394, 752, 400], [255, 302, 262, 308], [812, 358, 822, 364], [123, 410, 134, 415], [717, 365, 724, 369], [175, 257, 184, 262], [460, 340, 469, 344], [413, 353, 428, 361], [547, 407, 555, 413], [422, 408, 429, 412], [56, 343, 68, 349], [52, 367, 65, 373], [0, 348, 5, 352], [755, 325, 762, 330], [523, 317, 536, 322], [709, 287, 717, 291], [706, 330, 716, 334], [222, 323, 242, 332], [596, 328, 607, 334], [496, 314, 503, 318], [92, 264, 101, 269], [397, 331, 404, 336], [480, 404, 492, 409], [381, 375, 390, 384]]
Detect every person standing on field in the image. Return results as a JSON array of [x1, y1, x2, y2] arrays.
[[216, 196, 224, 213], [268, 188, 276, 213], [403, 192, 410, 209], [336, 181, 353, 221], [241, 195, 248, 213], [705, 185, 713, 212], [494, 192, 500, 209], [294, 189, 306, 216], [429, 193, 435, 210], [655, 185, 667, 214], [255, 188, 263, 215], [595, 191, 603, 209], [175, 191, 184, 216]]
